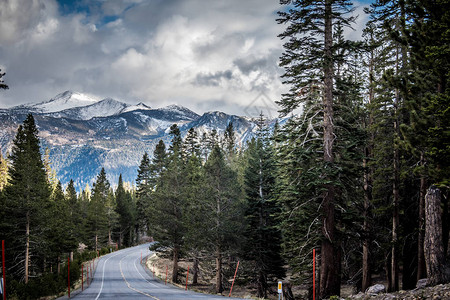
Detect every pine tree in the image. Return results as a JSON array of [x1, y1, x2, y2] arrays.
[[277, 0, 357, 296], [136, 152, 152, 237], [183, 128, 201, 158], [66, 179, 82, 244], [2, 114, 51, 283], [87, 168, 110, 251], [182, 136, 204, 285], [202, 145, 242, 293], [116, 174, 133, 247], [151, 125, 185, 283], [223, 122, 236, 158], [47, 181, 73, 273], [242, 130, 285, 298], [0, 69, 8, 90]]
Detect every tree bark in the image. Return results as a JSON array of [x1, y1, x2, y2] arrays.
[[417, 156, 427, 281], [192, 257, 199, 285], [25, 212, 30, 284], [320, 0, 340, 298], [425, 186, 448, 285], [362, 155, 372, 291], [390, 44, 401, 292], [172, 246, 179, 283]]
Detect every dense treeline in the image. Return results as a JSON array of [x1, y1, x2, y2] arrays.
[[275, 0, 449, 298], [0, 0, 449, 299]]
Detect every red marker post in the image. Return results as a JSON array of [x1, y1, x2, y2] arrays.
[[228, 260, 240, 297], [185, 266, 190, 290], [2, 240, 6, 300], [313, 249, 316, 300]]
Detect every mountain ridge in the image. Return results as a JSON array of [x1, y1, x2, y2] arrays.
[[0, 91, 280, 191]]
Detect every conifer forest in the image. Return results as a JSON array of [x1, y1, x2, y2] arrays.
[[0, 0, 449, 299]]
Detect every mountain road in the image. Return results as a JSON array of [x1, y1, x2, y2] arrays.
[[70, 243, 244, 300]]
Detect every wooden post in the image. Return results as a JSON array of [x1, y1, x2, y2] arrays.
[[185, 266, 190, 290], [228, 261, 240, 297], [81, 264, 84, 291], [68, 257, 70, 298], [313, 249, 316, 300]]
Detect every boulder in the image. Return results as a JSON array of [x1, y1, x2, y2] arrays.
[[366, 284, 386, 295], [416, 278, 428, 289]]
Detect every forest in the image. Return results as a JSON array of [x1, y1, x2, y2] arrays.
[[0, 0, 449, 299]]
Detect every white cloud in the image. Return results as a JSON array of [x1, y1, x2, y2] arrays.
[[0, 0, 368, 116]]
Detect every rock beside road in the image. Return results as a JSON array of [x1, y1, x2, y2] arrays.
[[347, 282, 450, 300]]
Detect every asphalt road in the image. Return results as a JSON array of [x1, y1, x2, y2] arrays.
[[72, 243, 245, 300]]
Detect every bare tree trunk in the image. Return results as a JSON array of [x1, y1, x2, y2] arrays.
[[172, 246, 179, 283], [192, 257, 199, 285], [215, 246, 223, 294], [425, 186, 448, 285], [390, 41, 401, 291], [417, 155, 427, 281], [320, 0, 340, 298], [362, 41, 375, 293], [57, 256, 61, 274], [362, 192, 371, 291], [95, 234, 98, 253], [25, 212, 30, 284]]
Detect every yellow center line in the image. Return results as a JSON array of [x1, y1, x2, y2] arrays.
[[119, 251, 161, 300]]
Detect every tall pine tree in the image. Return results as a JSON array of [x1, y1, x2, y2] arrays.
[[1, 114, 50, 283], [277, 0, 357, 296], [242, 124, 285, 298]]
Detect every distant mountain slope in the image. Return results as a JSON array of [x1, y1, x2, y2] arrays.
[[26, 91, 99, 113], [0, 91, 276, 191]]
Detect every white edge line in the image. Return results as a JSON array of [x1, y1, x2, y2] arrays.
[[94, 250, 129, 300]]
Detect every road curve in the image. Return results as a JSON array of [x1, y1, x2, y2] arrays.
[[73, 243, 245, 300]]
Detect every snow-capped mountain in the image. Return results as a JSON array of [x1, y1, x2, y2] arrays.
[[49, 98, 128, 120], [121, 102, 151, 113], [29, 91, 99, 113], [0, 91, 275, 190]]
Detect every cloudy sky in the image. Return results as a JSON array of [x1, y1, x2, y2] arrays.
[[0, 0, 371, 116]]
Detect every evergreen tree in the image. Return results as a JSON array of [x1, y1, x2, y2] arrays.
[[1, 114, 51, 283], [202, 145, 242, 293], [223, 122, 236, 158], [183, 127, 201, 158], [47, 181, 74, 273], [0, 69, 8, 90], [242, 132, 285, 298], [151, 125, 185, 283], [181, 135, 204, 284], [136, 152, 152, 237], [87, 168, 110, 251], [277, 0, 357, 296], [66, 179, 82, 244], [116, 174, 133, 247]]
